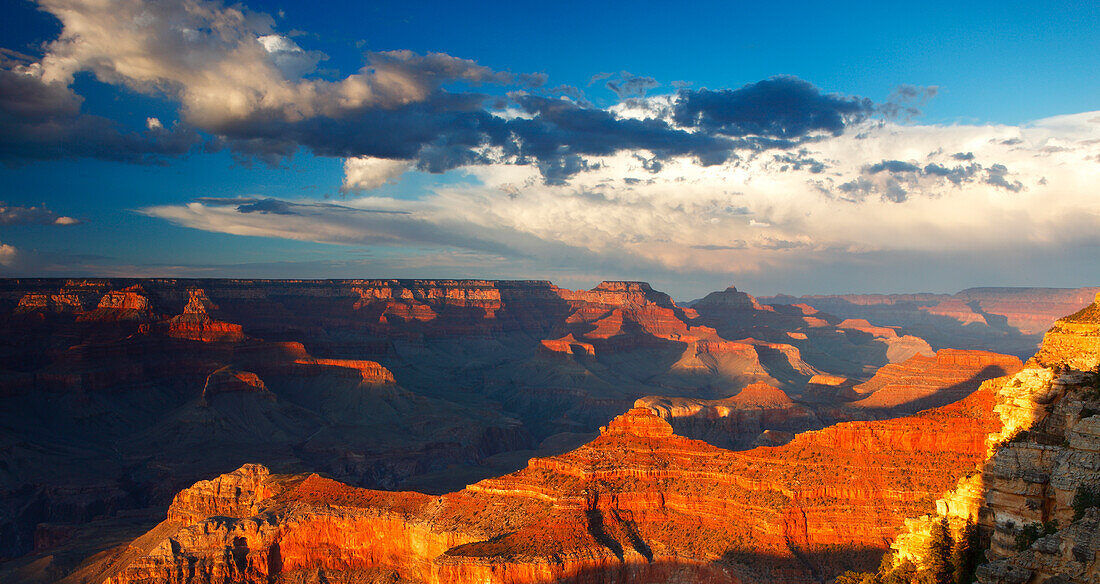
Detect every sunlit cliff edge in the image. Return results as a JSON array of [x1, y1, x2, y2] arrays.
[[884, 294, 1100, 584]]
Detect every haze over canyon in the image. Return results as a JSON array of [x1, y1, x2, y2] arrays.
[[0, 279, 1097, 583]]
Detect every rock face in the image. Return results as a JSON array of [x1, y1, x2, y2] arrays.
[[0, 278, 1068, 582], [165, 289, 246, 342], [763, 286, 1100, 358], [845, 349, 1023, 413], [89, 393, 1002, 584], [976, 507, 1100, 584], [879, 295, 1100, 583], [693, 286, 936, 378], [1032, 292, 1100, 371], [636, 383, 821, 449]]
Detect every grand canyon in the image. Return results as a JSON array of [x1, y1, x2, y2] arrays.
[[0, 279, 1096, 584], [4, 1, 1099, 582]]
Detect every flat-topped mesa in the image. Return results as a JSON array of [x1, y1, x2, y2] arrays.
[[1031, 292, 1100, 370], [694, 285, 764, 310], [730, 381, 795, 408], [78, 285, 157, 321], [14, 291, 85, 314], [932, 348, 1024, 369], [599, 407, 675, 438], [566, 280, 677, 308], [293, 358, 396, 384]]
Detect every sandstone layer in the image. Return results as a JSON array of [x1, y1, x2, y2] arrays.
[[77, 385, 1006, 584]]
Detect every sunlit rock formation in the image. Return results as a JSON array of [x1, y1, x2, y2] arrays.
[[877, 295, 1100, 584], [84, 384, 1004, 584]]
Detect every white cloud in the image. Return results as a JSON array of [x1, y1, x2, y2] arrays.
[[139, 110, 1100, 295], [0, 244, 16, 266], [31, 0, 498, 129], [342, 157, 412, 191]]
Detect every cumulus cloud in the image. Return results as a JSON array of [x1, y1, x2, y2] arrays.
[[0, 243, 16, 266], [4, 0, 887, 184], [139, 111, 1100, 291], [342, 157, 413, 191], [0, 203, 80, 225]]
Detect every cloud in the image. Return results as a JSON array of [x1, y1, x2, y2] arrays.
[[136, 110, 1100, 294], [880, 84, 939, 119], [866, 160, 921, 174], [0, 243, 16, 266], [605, 72, 659, 99], [342, 157, 412, 191], [0, 203, 80, 225], [671, 76, 874, 138], [0, 67, 199, 163], [5, 0, 898, 185]]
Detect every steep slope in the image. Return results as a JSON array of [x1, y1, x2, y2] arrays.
[[852, 294, 1100, 584], [78, 384, 1005, 584]]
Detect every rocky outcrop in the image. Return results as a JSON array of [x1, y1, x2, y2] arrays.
[[880, 295, 1100, 582], [846, 349, 1023, 413], [78, 286, 156, 322], [89, 388, 1004, 584], [166, 464, 275, 522], [165, 289, 245, 342], [636, 383, 820, 449], [1032, 292, 1100, 371], [976, 507, 1099, 584], [199, 368, 272, 404]]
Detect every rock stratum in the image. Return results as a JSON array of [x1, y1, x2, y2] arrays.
[[0, 279, 1093, 584], [841, 294, 1100, 584], [763, 287, 1100, 359], [73, 391, 1002, 584]]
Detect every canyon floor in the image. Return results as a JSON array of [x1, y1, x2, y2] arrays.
[[0, 279, 1096, 583]]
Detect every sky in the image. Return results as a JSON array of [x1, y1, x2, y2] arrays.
[[1, 0, 1098, 299]]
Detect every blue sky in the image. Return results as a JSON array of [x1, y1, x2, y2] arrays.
[[1, 0, 1098, 298]]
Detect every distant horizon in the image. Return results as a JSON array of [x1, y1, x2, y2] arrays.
[[3, 275, 1097, 304]]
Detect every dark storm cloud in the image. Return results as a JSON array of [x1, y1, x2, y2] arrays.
[[0, 70, 198, 164], [671, 76, 874, 138]]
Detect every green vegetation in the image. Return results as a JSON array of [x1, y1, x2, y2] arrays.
[[1013, 520, 1058, 551], [1072, 484, 1100, 522], [835, 570, 880, 584], [925, 517, 955, 584], [951, 520, 982, 584], [845, 519, 989, 584]]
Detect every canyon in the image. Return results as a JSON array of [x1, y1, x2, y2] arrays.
[[0, 279, 1095, 584]]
